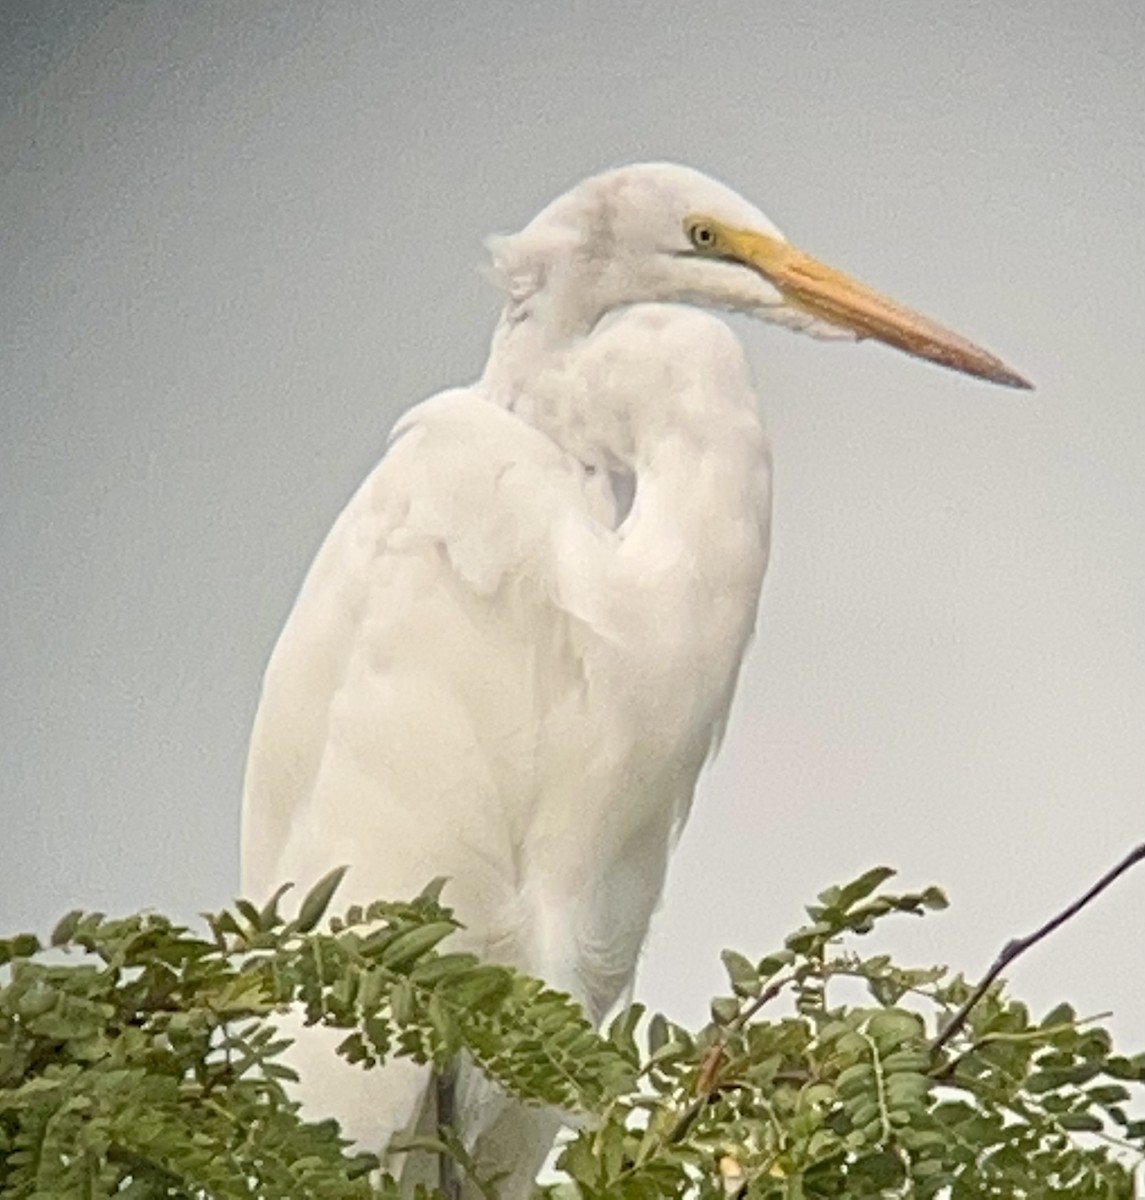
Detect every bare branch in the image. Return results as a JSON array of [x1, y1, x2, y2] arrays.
[[692, 971, 797, 1099], [436, 1066, 461, 1200], [931, 841, 1145, 1056]]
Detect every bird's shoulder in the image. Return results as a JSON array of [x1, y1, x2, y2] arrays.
[[303, 386, 589, 601], [241, 386, 598, 895]]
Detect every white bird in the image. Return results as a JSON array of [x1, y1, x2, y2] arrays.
[[241, 163, 1028, 1195]]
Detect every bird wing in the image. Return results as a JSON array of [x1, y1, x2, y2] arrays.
[[239, 385, 606, 1162], [240, 386, 593, 907]]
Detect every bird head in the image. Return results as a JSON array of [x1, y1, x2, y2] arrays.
[[486, 163, 1030, 389]]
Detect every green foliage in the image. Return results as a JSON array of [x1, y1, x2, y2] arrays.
[[1, 868, 1142, 1198]]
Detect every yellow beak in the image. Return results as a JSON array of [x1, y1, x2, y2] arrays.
[[721, 225, 1032, 389]]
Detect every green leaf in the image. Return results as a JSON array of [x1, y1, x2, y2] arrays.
[[448, 967, 511, 1008], [834, 867, 897, 911], [408, 952, 481, 988], [786, 921, 833, 954], [711, 996, 741, 1025], [390, 979, 415, 1024], [1026, 1062, 1101, 1092], [1056, 1111, 1103, 1132], [235, 898, 265, 933], [757, 949, 796, 978], [721, 949, 762, 998], [416, 876, 451, 904], [295, 866, 350, 933], [1040, 1001, 1077, 1029], [0, 933, 40, 964], [257, 882, 294, 930], [1104, 1052, 1145, 1081], [647, 1012, 669, 1055], [50, 910, 84, 946], [380, 922, 458, 971], [608, 1003, 645, 1062], [867, 1009, 924, 1053], [836, 1063, 874, 1095], [427, 993, 459, 1063]]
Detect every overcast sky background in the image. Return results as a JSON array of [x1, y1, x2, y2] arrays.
[[2, 1, 1142, 1058]]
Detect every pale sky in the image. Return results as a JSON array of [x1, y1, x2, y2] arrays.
[[2, 1, 1142, 1057]]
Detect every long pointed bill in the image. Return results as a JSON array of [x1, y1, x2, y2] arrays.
[[722, 225, 1032, 389]]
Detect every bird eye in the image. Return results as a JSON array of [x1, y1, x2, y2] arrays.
[[687, 220, 718, 251]]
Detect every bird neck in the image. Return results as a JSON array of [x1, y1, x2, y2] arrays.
[[481, 304, 641, 496], [479, 305, 772, 565], [481, 315, 557, 406], [480, 288, 602, 407]]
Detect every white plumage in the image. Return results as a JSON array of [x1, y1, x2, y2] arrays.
[[241, 163, 1027, 1194]]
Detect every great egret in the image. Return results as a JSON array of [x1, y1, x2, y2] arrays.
[[241, 163, 1028, 1194]]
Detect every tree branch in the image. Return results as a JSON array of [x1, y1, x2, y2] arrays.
[[931, 841, 1145, 1056], [436, 1065, 461, 1200], [693, 971, 799, 1097]]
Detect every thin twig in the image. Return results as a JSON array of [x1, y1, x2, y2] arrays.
[[931, 841, 1145, 1056], [693, 972, 797, 1097], [732, 972, 796, 1035], [436, 1064, 461, 1200]]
